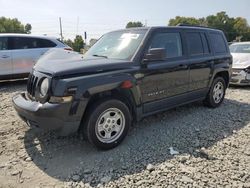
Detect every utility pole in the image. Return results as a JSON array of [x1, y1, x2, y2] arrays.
[[84, 31, 87, 45], [76, 16, 79, 35], [145, 19, 148, 27], [59, 17, 63, 41]]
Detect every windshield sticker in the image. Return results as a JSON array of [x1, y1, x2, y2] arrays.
[[120, 33, 140, 39]]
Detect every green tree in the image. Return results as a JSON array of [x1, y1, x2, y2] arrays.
[[126, 21, 144, 28], [168, 16, 202, 26], [206, 12, 236, 41], [73, 35, 84, 52], [24, 23, 32, 34], [64, 36, 85, 52], [63, 39, 74, 48], [167, 11, 250, 42], [233, 17, 250, 41], [0, 17, 32, 33]]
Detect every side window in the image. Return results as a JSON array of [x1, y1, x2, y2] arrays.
[[200, 33, 210, 54], [37, 39, 56, 48], [11, 37, 38, 49], [0, 37, 8, 50], [186, 32, 203, 55], [149, 32, 183, 58], [210, 33, 227, 53]]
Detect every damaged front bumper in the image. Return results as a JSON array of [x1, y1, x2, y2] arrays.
[[230, 69, 250, 85], [12, 92, 86, 136]]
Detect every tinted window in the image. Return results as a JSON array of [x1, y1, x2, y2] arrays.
[[210, 33, 227, 53], [0, 37, 8, 50], [186, 32, 203, 55], [37, 39, 56, 48], [11, 37, 56, 50], [200, 33, 210, 54], [149, 33, 182, 58]]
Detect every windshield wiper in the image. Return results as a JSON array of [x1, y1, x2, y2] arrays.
[[92, 54, 108, 58]]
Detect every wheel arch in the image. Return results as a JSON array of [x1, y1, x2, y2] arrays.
[[79, 87, 138, 132], [210, 70, 230, 88]]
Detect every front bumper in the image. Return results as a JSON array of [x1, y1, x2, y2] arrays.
[[230, 69, 250, 85], [12, 92, 84, 136]]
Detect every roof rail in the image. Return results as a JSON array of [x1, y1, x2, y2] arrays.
[[176, 23, 211, 29]]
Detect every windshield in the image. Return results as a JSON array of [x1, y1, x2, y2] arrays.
[[84, 30, 147, 60], [230, 44, 250, 53]]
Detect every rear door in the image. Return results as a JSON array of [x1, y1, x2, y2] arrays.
[[10, 37, 56, 75], [0, 37, 12, 77], [185, 31, 213, 92]]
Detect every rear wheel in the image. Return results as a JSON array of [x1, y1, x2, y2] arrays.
[[203, 76, 226, 108], [83, 99, 131, 150]]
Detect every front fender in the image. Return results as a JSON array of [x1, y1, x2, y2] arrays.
[[52, 72, 138, 99]]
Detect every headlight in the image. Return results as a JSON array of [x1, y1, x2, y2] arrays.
[[40, 78, 49, 97], [49, 96, 73, 103]]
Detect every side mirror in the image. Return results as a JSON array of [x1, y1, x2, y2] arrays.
[[143, 48, 166, 62]]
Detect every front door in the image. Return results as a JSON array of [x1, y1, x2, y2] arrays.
[[0, 37, 12, 78], [139, 31, 189, 113]]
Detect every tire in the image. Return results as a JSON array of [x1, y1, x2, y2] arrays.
[[203, 76, 226, 108], [83, 99, 131, 150]]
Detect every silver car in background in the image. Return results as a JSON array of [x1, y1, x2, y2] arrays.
[[0, 34, 72, 80], [230, 42, 250, 85]]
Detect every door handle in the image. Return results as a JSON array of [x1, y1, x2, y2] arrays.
[[179, 64, 188, 69], [1, 55, 10, 58]]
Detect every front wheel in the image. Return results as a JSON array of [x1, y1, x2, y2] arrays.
[[203, 76, 226, 108], [83, 99, 131, 150]]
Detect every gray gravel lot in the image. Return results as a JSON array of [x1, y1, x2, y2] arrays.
[[0, 80, 249, 188]]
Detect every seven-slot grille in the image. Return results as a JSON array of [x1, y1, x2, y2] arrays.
[[27, 74, 39, 97]]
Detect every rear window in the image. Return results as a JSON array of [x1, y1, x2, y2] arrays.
[[37, 39, 57, 48], [210, 33, 227, 53], [0, 37, 8, 50], [10, 37, 56, 50]]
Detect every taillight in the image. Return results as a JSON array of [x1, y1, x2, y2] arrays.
[[64, 47, 73, 51]]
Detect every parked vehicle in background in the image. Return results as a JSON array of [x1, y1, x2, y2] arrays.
[[0, 34, 72, 80], [230, 42, 250, 85], [13, 26, 232, 149]]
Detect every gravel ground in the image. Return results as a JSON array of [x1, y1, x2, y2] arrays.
[[0, 80, 249, 188]]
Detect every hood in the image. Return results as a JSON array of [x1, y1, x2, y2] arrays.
[[34, 49, 132, 77], [231, 53, 250, 69]]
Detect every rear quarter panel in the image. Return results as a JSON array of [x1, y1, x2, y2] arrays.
[[207, 31, 232, 87]]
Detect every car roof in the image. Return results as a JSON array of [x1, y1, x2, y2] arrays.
[[0, 33, 58, 40], [113, 26, 221, 33]]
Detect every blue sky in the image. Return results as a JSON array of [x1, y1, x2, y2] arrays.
[[0, 0, 249, 42]]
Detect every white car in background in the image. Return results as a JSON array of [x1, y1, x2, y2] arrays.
[[230, 42, 250, 85], [0, 34, 72, 80]]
